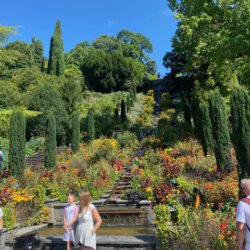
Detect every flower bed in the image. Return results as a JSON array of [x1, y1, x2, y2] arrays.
[[0, 137, 131, 229], [128, 139, 239, 249]]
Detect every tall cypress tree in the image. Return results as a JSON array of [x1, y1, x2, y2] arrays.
[[126, 94, 131, 112], [231, 86, 250, 178], [129, 89, 135, 106], [209, 90, 232, 171], [71, 111, 80, 152], [132, 85, 137, 101], [191, 97, 202, 139], [114, 107, 119, 127], [181, 93, 191, 125], [45, 113, 57, 168], [120, 100, 127, 123], [31, 37, 44, 70], [199, 100, 214, 156], [47, 20, 64, 76], [87, 108, 95, 141], [9, 110, 26, 176]]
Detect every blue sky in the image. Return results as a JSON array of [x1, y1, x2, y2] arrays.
[[1, 0, 177, 75]]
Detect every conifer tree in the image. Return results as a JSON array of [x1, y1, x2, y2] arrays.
[[231, 86, 250, 178], [132, 85, 137, 101], [191, 97, 202, 139], [31, 37, 44, 70], [45, 113, 57, 168], [114, 107, 119, 127], [71, 111, 80, 152], [87, 108, 95, 141], [129, 89, 135, 106], [47, 20, 64, 75], [182, 97, 191, 125], [9, 110, 26, 176], [199, 100, 214, 156], [126, 94, 131, 112], [120, 100, 127, 123], [209, 90, 231, 171]]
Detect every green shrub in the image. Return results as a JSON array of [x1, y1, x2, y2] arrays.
[[27, 83, 68, 145], [25, 136, 45, 157], [116, 131, 138, 148], [90, 138, 117, 163], [3, 206, 16, 229], [154, 204, 172, 247]]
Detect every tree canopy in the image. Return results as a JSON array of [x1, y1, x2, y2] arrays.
[[166, 0, 250, 89]]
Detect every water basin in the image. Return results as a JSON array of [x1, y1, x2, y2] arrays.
[[38, 225, 154, 237]]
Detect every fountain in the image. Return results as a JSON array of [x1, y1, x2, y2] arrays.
[[3, 170, 159, 249]]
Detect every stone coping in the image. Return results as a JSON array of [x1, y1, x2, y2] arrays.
[[45, 198, 59, 203], [8, 224, 47, 238], [6, 235, 155, 246]]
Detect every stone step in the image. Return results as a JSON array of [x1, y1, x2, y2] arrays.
[[116, 184, 130, 188], [96, 236, 155, 250], [101, 194, 110, 199], [118, 182, 130, 186], [92, 199, 107, 207]]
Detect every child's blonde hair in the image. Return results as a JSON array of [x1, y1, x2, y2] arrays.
[[68, 192, 75, 200]]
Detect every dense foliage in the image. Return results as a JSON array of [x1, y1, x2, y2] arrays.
[[27, 84, 68, 145]]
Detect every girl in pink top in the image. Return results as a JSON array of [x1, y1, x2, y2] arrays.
[[63, 193, 79, 250]]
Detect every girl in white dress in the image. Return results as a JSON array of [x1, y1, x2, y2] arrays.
[[74, 191, 102, 249], [0, 206, 3, 234], [63, 194, 78, 250]]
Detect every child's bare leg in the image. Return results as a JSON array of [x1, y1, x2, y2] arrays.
[[0, 217, 3, 231], [66, 241, 71, 250]]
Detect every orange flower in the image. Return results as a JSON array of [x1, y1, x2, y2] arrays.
[[204, 182, 213, 190], [195, 193, 200, 209]]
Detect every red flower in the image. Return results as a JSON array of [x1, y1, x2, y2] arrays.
[[146, 177, 151, 184], [218, 201, 224, 207], [220, 221, 228, 232]]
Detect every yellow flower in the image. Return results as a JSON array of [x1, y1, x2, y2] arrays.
[[195, 193, 200, 209], [145, 187, 152, 193], [11, 189, 33, 203], [218, 234, 225, 240]]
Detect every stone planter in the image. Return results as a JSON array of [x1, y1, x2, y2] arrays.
[[3, 224, 47, 250]]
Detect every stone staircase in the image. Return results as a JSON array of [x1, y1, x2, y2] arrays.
[[26, 146, 68, 168]]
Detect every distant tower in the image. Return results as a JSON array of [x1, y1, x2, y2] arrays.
[[157, 72, 161, 79]]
